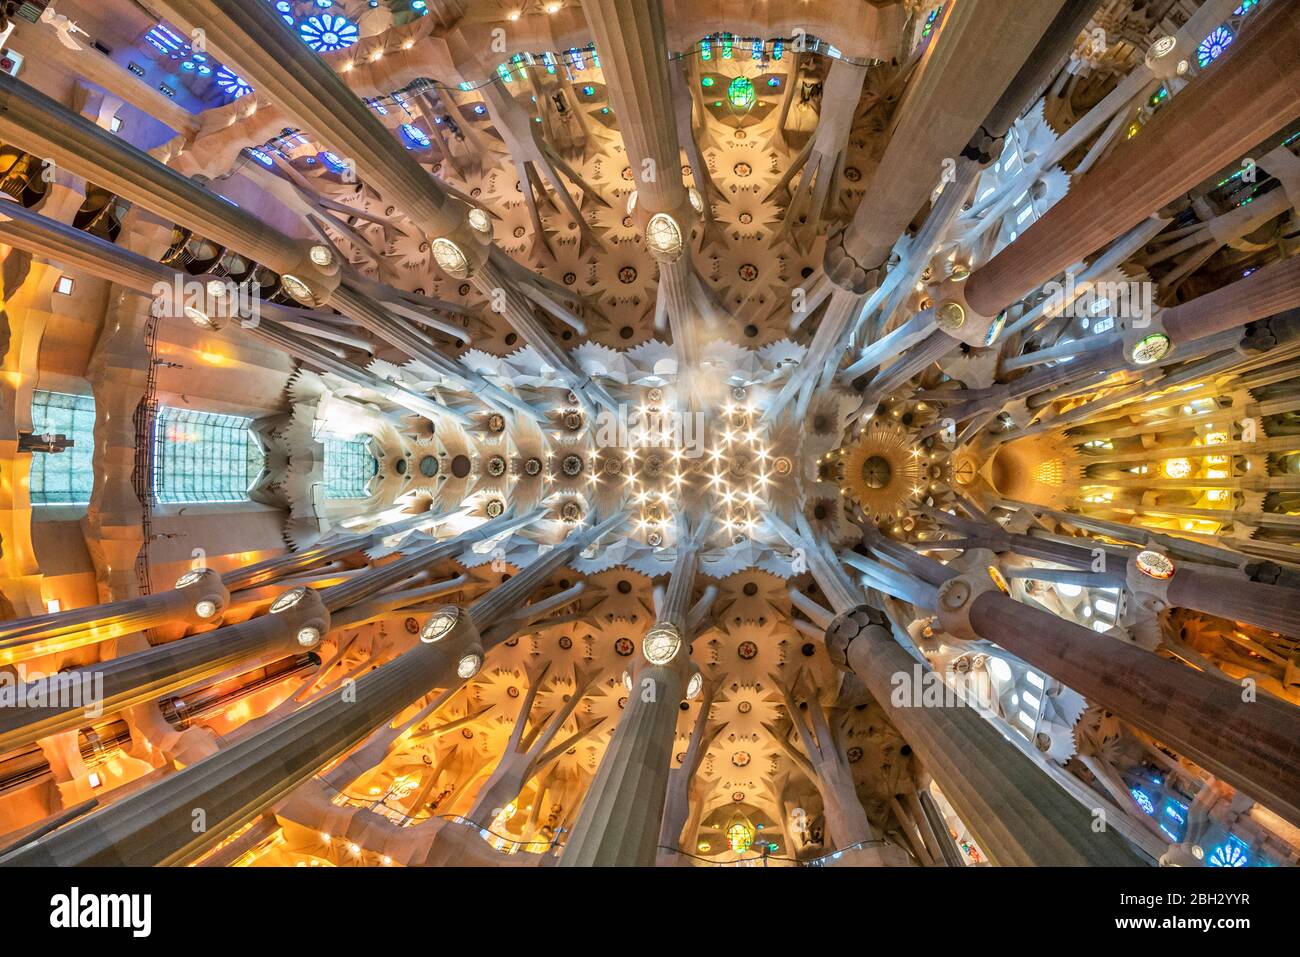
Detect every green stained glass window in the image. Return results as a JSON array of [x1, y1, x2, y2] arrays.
[[727, 76, 755, 110], [29, 390, 96, 506], [153, 406, 265, 504], [322, 433, 377, 500]]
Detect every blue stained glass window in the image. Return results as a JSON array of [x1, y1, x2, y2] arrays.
[[1233, 1, 1258, 13], [399, 123, 430, 149], [153, 407, 264, 504], [299, 13, 359, 53], [922, 6, 941, 38], [1207, 839, 1249, 867], [215, 67, 252, 99], [29, 391, 96, 506], [322, 434, 377, 499], [1130, 788, 1155, 815], [1197, 26, 1233, 67]]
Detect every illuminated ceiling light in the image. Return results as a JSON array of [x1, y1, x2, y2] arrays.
[[644, 212, 683, 263], [686, 672, 702, 699], [622, 671, 632, 690], [1162, 457, 1193, 479], [194, 599, 218, 619], [545, 2, 561, 12], [297, 626, 322, 647], [1131, 332, 1171, 365], [431, 237, 472, 278], [467, 206, 492, 235], [421, 607, 461, 643], [936, 300, 966, 331], [642, 623, 682, 665], [175, 569, 208, 589], [987, 565, 1010, 595], [280, 274, 314, 303], [270, 588, 307, 613], [185, 305, 213, 327], [625, 189, 638, 216], [1148, 35, 1177, 59], [309, 244, 334, 267], [688, 187, 704, 214], [457, 652, 483, 678], [1135, 550, 1175, 581]]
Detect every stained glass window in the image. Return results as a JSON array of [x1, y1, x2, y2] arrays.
[[299, 14, 359, 53], [153, 406, 265, 504], [215, 67, 252, 99], [1207, 839, 1249, 867], [400, 123, 431, 150], [1130, 787, 1155, 815], [322, 434, 377, 500], [1197, 26, 1233, 67], [727, 76, 755, 110], [29, 391, 96, 506]]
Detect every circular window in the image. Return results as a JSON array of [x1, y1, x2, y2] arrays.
[[418, 455, 439, 477], [450, 455, 471, 478]]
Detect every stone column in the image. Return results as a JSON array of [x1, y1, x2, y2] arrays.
[[824, 605, 1145, 865], [0, 510, 538, 752], [560, 535, 700, 866], [0, 516, 616, 865], [769, 0, 1070, 421], [156, 0, 609, 412], [954, 0, 1300, 324], [1128, 552, 1300, 639], [936, 581, 1300, 826], [0, 73, 329, 289], [1161, 254, 1300, 343], [656, 676, 721, 863]]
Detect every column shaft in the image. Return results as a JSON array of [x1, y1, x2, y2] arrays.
[[964, 0, 1300, 318], [968, 590, 1300, 825]]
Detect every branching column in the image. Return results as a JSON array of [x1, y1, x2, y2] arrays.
[[560, 536, 700, 866], [798, 541, 1146, 865], [0, 515, 617, 866], [947, 0, 1300, 333]]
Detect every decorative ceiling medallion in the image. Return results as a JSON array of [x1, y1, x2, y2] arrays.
[[1136, 550, 1175, 580], [643, 623, 683, 665]]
